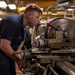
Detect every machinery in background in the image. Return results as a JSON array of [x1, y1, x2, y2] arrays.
[[15, 18, 75, 75]]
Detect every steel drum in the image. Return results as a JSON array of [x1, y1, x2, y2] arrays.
[[47, 18, 75, 48]]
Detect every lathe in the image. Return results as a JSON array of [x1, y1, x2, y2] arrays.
[[15, 18, 75, 75]]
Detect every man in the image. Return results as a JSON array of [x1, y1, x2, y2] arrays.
[[0, 3, 42, 75]]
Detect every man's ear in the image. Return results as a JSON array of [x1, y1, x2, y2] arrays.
[[27, 13, 32, 18]]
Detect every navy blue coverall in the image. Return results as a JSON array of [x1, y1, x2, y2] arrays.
[[0, 14, 31, 75]]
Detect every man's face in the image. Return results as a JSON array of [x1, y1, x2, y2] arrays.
[[27, 11, 41, 27]]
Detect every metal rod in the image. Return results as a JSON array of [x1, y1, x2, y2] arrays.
[[48, 66, 59, 75], [56, 61, 75, 75]]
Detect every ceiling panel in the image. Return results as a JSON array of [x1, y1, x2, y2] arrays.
[[0, 0, 73, 18], [37, 1, 56, 8], [17, 0, 56, 2]]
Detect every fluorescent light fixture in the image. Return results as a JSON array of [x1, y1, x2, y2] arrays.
[[67, 8, 73, 11], [57, 2, 69, 7], [71, 6, 75, 7], [43, 12, 47, 14], [40, 8, 43, 11], [52, 13, 57, 15], [8, 4, 16, 10], [0, 1, 7, 8], [66, 7, 75, 11], [0, 18, 2, 20]]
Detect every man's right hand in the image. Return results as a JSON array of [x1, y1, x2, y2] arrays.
[[17, 59, 26, 73]]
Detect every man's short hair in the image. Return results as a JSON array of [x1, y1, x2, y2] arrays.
[[24, 3, 42, 14]]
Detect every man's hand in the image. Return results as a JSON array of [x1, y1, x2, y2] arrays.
[[17, 59, 26, 73]]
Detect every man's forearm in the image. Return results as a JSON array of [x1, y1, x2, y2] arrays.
[[1, 45, 21, 63], [0, 39, 21, 63]]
